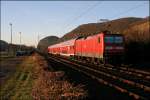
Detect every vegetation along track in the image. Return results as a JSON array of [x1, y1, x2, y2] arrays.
[[48, 55, 150, 100]]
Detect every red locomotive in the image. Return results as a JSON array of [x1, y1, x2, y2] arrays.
[[48, 31, 124, 64]]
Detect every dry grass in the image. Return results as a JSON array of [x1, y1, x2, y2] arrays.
[[0, 56, 34, 100], [32, 53, 87, 100], [0, 56, 26, 85], [0, 53, 87, 100]]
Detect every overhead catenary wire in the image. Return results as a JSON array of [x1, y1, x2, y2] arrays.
[[111, 2, 148, 19], [61, 2, 148, 35], [62, 1, 102, 30]]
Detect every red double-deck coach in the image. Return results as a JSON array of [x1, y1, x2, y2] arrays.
[[48, 39, 76, 56]]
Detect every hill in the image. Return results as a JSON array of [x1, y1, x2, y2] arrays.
[[124, 17, 150, 43], [61, 17, 143, 41], [37, 36, 59, 53], [122, 17, 150, 63], [39, 17, 149, 45]]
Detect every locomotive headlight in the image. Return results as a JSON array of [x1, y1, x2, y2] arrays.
[[105, 46, 113, 50], [115, 46, 124, 50]]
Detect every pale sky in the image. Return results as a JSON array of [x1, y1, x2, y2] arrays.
[[1, 1, 149, 46]]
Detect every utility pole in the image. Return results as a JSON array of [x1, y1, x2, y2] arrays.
[[19, 32, 21, 51], [9, 23, 12, 44], [9, 23, 13, 56]]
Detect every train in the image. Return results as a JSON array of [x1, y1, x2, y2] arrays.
[[48, 31, 124, 64]]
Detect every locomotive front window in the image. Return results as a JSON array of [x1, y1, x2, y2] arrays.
[[104, 36, 114, 43], [114, 37, 123, 43], [105, 36, 123, 43]]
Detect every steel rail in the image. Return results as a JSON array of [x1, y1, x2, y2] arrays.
[[48, 56, 150, 100]]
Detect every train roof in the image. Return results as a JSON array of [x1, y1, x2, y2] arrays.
[[48, 31, 124, 49], [76, 31, 123, 40]]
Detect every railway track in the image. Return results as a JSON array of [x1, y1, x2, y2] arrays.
[[74, 61, 150, 88], [48, 55, 150, 100]]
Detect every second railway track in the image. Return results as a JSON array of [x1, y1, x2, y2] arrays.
[[48, 55, 150, 100]]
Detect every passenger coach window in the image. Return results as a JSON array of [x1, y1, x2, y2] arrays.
[[98, 37, 100, 43]]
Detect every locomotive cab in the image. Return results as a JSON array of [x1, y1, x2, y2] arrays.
[[104, 34, 124, 64]]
